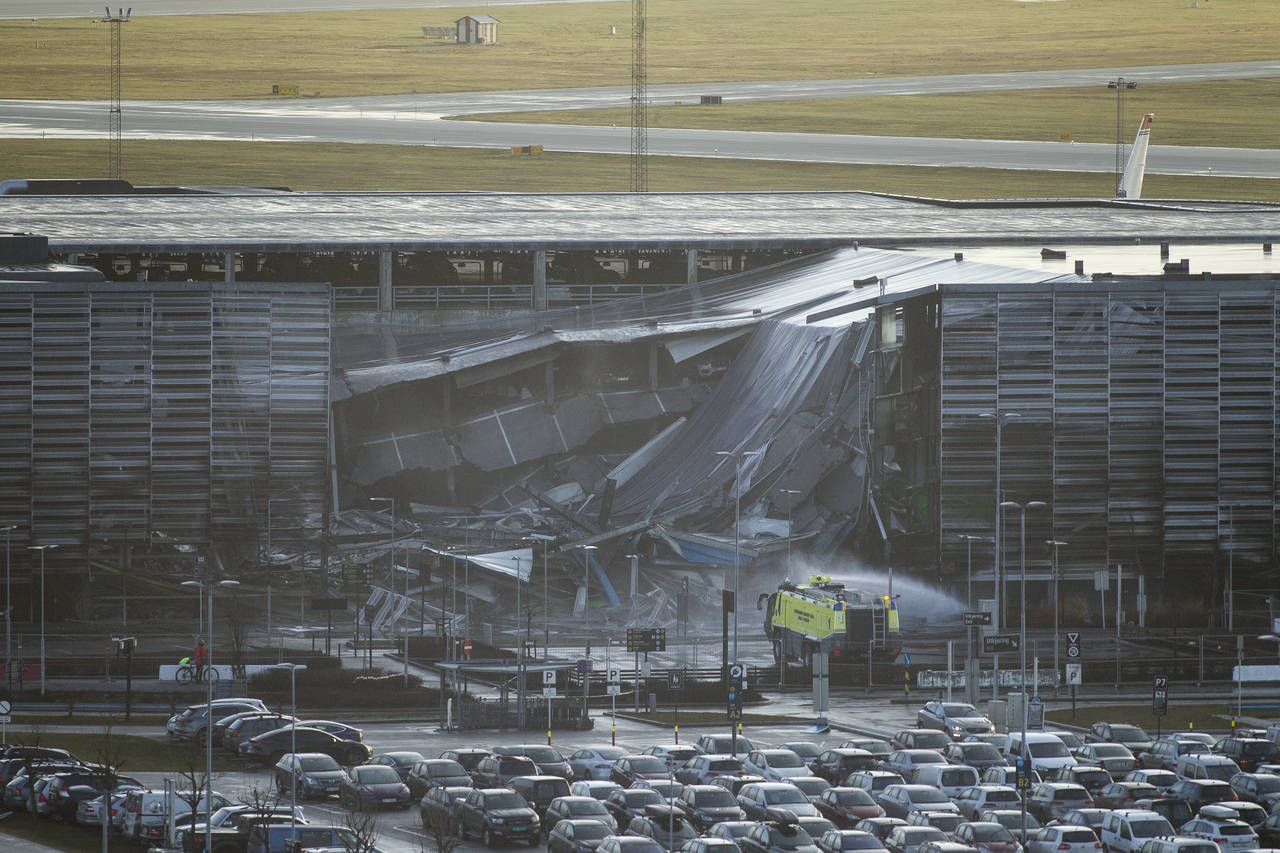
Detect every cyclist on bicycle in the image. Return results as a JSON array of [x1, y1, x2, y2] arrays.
[[192, 639, 208, 683]]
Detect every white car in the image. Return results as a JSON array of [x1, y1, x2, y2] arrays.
[[675, 755, 746, 786], [1024, 826, 1104, 853], [569, 779, 623, 801], [917, 701, 996, 739], [1098, 810, 1175, 853], [954, 786, 1021, 822], [568, 746, 630, 781], [743, 749, 814, 782], [1180, 814, 1258, 853], [644, 745, 701, 773], [1123, 770, 1178, 796]]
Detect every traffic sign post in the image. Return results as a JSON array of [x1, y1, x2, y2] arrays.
[[962, 611, 992, 626], [983, 634, 1020, 654], [668, 670, 685, 744], [607, 667, 620, 746], [1153, 674, 1169, 736], [727, 664, 744, 754], [463, 639, 473, 659], [626, 628, 666, 653], [1066, 632, 1081, 659]]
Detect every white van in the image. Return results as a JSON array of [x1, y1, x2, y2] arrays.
[[912, 764, 980, 798], [1006, 733, 1075, 772], [1173, 754, 1241, 782], [1099, 809, 1175, 853]]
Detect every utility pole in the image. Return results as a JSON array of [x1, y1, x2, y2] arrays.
[[630, 0, 648, 192], [100, 7, 132, 180], [1107, 77, 1137, 195]]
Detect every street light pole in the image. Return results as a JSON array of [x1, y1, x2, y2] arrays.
[[1047, 539, 1068, 687], [1107, 77, 1138, 195], [577, 545, 598, 658], [1, 525, 14, 687], [780, 489, 799, 578], [272, 662, 307, 844], [28, 544, 57, 696], [716, 449, 761, 667]]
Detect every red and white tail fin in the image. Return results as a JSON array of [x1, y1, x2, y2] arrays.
[[1117, 113, 1154, 199]]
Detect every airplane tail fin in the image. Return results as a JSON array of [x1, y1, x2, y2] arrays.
[[1117, 113, 1154, 199]]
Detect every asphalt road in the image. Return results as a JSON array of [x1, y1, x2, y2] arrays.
[[5, 61, 1280, 176], [0, 0, 620, 19]]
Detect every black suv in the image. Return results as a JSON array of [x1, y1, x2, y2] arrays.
[[676, 784, 746, 831], [472, 755, 539, 788], [456, 787, 540, 847], [625, 803, 699, 853], [1215, 738, 1280, 773]]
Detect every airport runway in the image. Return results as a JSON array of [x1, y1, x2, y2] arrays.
[[0, 0, 621, 19], [4, 61, 1280, 177]]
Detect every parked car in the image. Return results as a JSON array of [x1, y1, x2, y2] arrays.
[[456, 787, 541, 847], [167, 698, 268, 742], [740, 809, 820, 853], [737, 782, 820, 820], [678, 756, 747, 786], [906, 812, 963, 836], [882, 751, 947, 781], [598, 837, 668, 853], [243, 727, 371, 766], [814, 787, 885, 827], [1086, 725, 1153, 757], [1258, 811, 1280, 847], [1121, 770, 1177, 796], [274, 752, 348, 800], [1165, 778, 1237, 809], [976, 811, 1041, 838], [874, 785, 959, 821], [883, 825, 947, 853], [407, 758, 474, 799], [943, 743, 1006, 772], [627, 803, 699, 853], [1097, 809, 1174, 853], [244, 823, 374, 853], [709, 819, 765, 848], [510, 775, 573, 818], [225, 715, 297, 754], [1228, 771, 1280, 807], [572, 780, 624, 802], [1006, 734, 1074, 773], [1137, 739, 1209, 772], [855, 818, 908, 844], [1076, 745, 1136, 776], [812, 750, 878, 785], [418, 785, 473, 833], [792, 777, 832, 804], [1026, 782, 1094, 823], [1132, 839, 1219, 853], [296, 719, 364, 743], [782, 743, 826, 768], [1130, 799, 1191, 829], [1171, 757, 1238, 785], [916, 703, 995, 740], [698, 736, 758, 757], [1203, 800, 1267, 829], [1093, 783, 1158, 810], [496, 745, 574, 779], [647, 746, 702, 773], [891, 731, 953, 752], [912, 765, 979, 799], [744, 751, 815, 783], [954, 787, 1021, 823], [571, 747, 632, 781], [472, 754, 540, 788], [1216, 739, 1280, 774], [842, 741, 894, 764], [817, 829, 886, 853], [605, 788, 667, 826], [1178, 812, 1258, 853], [441, 747, 493, 773], [951, 821, 1022, 853], [1022, 825, 1097, 853], [713, 775, 770, 798], [1058, 809, 1108, 840], [613, 755, 675, 788], [684, 838, 744, 853], [548, 819, 615, 853], [368, 751, 426, 782], [1046, 766, 1111, 797], [340, 764, 411, 810], [846, 773, 906, 797], [676, 784, 747, 832], [542, 795, 618, 837]]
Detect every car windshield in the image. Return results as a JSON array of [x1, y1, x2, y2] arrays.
[[499, 758, 536, 772], [942, 704, 977, 717], [631, 757, 668, 773], [1058, 789, 1090, 801], [1060, 830, 1096, 843], [1255, 777, 1280, 793], [570, 800, 608, 815], [1110, 726, 1149, 742], [710, 760, 743, 772], [525, 747, 565, 763], [627, 790, 664, 806], [914, 733, 950, 749], [767, 827, 815, 849], [764, 788, 808, 805], [963, 745, 1002, 760], [699, 790, 738, 807], [987, 791, 1019, 805], [907, 789, 949, 804], [1129, 819, 1173, 837], [1220, 825, 1254, 836], [1093, 746, 1130, 757], [766, 752, 806, 768], [973, 825, 1015, 842], [430, 761, 467, 776], [577, 823, 612, 840], [1206, 766, 1237, 782], [940, 770, 976, 786], [298, 756, 340, 771], [1028, 742, 1070, 758], [1243, 743, 1279, 757], [486, 792, 526, 809], [356, 767, 400, 783], [845, 836, 883, 850]]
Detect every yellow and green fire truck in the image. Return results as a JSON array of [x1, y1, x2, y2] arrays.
[[759, 575, 900, 665]]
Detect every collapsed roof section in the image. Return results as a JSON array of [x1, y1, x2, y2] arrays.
[[330, 246, 1082, 635]]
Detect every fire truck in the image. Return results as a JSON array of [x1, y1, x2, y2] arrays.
[[759, 575, 900, 665]]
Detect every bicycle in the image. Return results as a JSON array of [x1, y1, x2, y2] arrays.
[[175, 663, 219, 684]]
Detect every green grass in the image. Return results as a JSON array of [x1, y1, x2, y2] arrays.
[[1045, 703, 1261, 734], [0, 820, 139, 853], [3, 0, 1280, 100], [6, 139, 1279, 201], [7, 729, 239, 772], [467, 79, 1280, 149]]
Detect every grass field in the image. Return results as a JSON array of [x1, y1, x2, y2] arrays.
[[468, 79, 1280, 149], [7, 728, 239, 771], [6, 138, 1280, 200], [1, 0, 1278, 100], [1045, 703, 1264, 734]]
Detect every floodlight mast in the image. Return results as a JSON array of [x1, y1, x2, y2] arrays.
[[101, 7, 132, 180]]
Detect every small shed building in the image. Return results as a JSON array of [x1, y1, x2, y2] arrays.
[[456, 15, 500, 45]]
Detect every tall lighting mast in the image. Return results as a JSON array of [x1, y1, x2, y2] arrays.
[[101, 8, 131, 180], [630, 0, 648, 192]]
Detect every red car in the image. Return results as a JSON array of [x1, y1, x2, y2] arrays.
[[816, 788, 886, 828]]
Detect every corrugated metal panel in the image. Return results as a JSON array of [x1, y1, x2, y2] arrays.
[[1162, 293, 1219, 548]]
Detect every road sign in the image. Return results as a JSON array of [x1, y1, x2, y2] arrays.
[[542, 669, 556, 686], [668, 671, 684, 691], [1028, 695, 1045, 729], [626, 627, 666, 653], [1066, 631, 1081, 659], [543, 687, 558, 698], [962, 611, 992, 626], [0, 699, 10, 715], [606, 684, 621, 695], [1153, 674, 1168, 716], [0, 715, 10, 724], [902, 651, 911, 667], [463, 639, 473, 659], [1065, 663, 1082, 685], [728, 663, 745, 681], [983, 634, 1020, 654], [576, 658, 593, 674], [726, 704, 741, 721], [608, 668, 621, 684]]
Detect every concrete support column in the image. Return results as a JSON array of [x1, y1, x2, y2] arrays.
[[685, 248, 699, 284], [224, 252, 236, 283], [545, 361, 556, 410], [378, 250, 394, 312], [649, 341, 659, 391], [533, 250, 548, 311]]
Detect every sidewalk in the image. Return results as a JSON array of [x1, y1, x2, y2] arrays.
[[0, 832, 65, 853]]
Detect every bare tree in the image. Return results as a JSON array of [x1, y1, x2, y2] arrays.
[[17, 723, 44, 820], [419, 803, 462, 853], [173, 736, 211, 846], [341, 806, 382, 853]]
